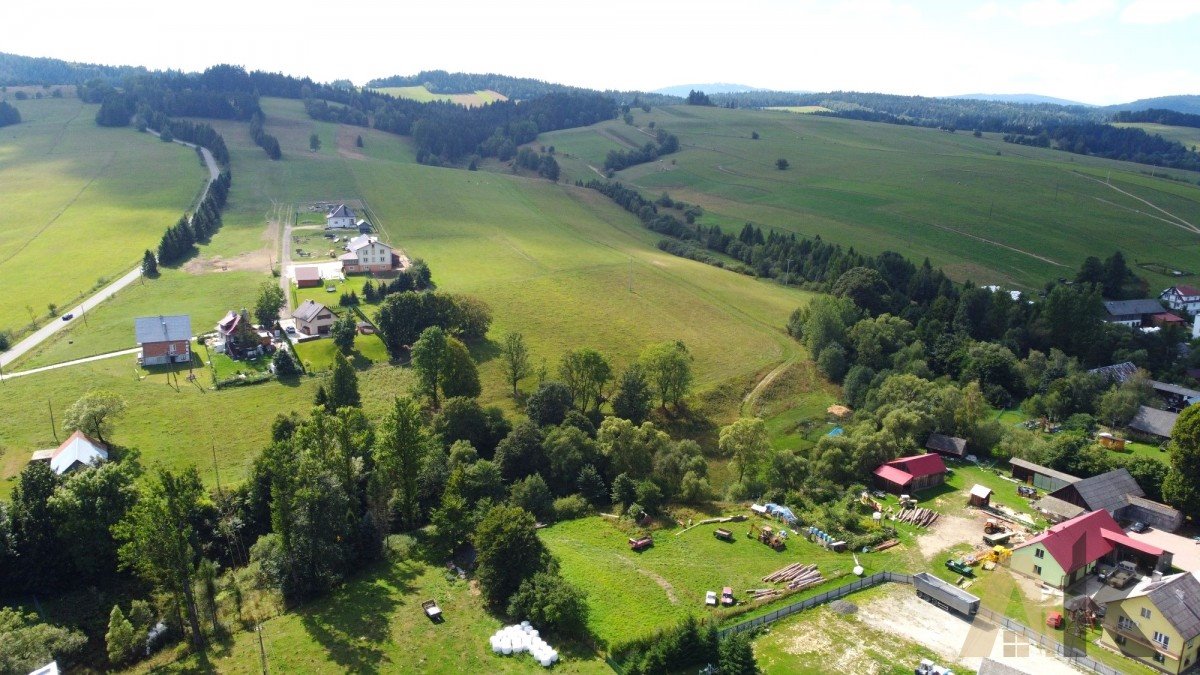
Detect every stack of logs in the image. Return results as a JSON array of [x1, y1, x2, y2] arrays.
[[762, 563, 825, 591], [895, 507, 939, 528]]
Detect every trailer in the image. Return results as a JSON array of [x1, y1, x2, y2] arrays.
[[913, 572, 980, 617]]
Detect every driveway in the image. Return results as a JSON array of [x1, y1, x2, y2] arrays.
[[0, 347, 139, 381]]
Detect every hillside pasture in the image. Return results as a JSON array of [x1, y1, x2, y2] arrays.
[[371, 85, 508, 107], [0, 97, 206, 334], [541, 106, 1200, 291], [1113, 122, 1200, 153]]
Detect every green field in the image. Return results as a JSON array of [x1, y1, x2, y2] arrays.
[[292, 333, 390, 372], [370, 85, 508, 107], [540, 106, 1200, 291], [1113, 122, 1200, 152], [764, 106, 833, 114], [0, 97, 206, 334]]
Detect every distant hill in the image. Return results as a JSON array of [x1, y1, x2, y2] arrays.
[[652, 83, 768, 97], [947, 93, 1092, 107], [0, 51, 148, 86], [1104, 95, 1200, 115]]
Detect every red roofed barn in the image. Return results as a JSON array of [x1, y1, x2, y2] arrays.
[[872, 453, 947, 494]]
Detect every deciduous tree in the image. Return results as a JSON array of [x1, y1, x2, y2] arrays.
[[62, 390, 127, 444], [500, 332, 531, 396], [474, 504, 547, 608]]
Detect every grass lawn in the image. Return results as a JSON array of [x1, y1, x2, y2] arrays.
[[209, 350, 272, 381], [944, 462, 1046, 525], [132, 554, 609, 675], [294, 275, 383, 309], [1122, 439, 1170, 462], [540, 106, 1200, 291], [540, 514, 921, 648], [0, 97, 207, 335], [292, 334, 391, 372]]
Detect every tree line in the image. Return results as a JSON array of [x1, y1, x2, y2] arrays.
[[155, 170, 231, 266], [1003, 123, 1200, 172], [0, 51, 148, 86], [603, 129, 679, 172], [0, 100, 19, 127], [365, 69, 678, 107], [1112, 108, 1200, 131], [248, 111, 281, 160]]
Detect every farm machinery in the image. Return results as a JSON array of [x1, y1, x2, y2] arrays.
[[748, 523, 787, 551]]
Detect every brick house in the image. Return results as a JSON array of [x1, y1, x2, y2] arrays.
[[135, 315, 192, 366]]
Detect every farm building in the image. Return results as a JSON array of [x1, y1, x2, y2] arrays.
[[293, 300, 335, 336], [1089, 361, 1140, 383], [872, 453, 946, 494], [294, 265, 321, 288], [968, 484, 992, 507], [1129, 405, 1178, 439], [135, 314, 192, 366], [325, 203, 356, 229], [1042, 468, 1183, 532], [1009, 510, 1169, 588], [1150, 312, 1187, 328], [1148, 381, 1200, 411], [1160, 285, 1200, 315], [1102, 299, 1167, 327], [1099, 571, 1200, 674], [340, 235, 400, 274], [1009, 457, 1080, 493], [925, 432, 967, 458], [29, 430, 108, 475]]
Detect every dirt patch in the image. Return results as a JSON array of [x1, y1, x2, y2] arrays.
[[184, 249, 273, 274], [858, 587, 974, 662], [916, 510, 986, 560], [634, 568, 678, 604], [336, 125, 367, 160]]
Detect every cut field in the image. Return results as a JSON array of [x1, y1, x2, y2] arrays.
[[0, 97, 207, 334], [540, 106, 1200, 291], [370, 85, 508, 107], [540, 515, 922, 647], [764, 106, 833, 114]]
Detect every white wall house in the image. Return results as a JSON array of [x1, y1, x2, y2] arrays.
[[325, 204, 356, 229], [340, 235, 398, 274], [1161, 285, 1200, 315]]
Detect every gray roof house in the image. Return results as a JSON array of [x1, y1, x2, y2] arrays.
[[1103, 299, 1166, 327], [1130, 405, 1179, 439], [1129, 572, 1200, 641], [134, 315, 192, 366], [1047, 467, 1183, 532], [925, 433, 967, 457], [1088, 361, 1139, 384]]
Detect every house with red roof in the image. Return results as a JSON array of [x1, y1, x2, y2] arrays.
[[1161, 285, 1200, 315], [1010, 510, 1169, 588], [872, 453, 946, 494]]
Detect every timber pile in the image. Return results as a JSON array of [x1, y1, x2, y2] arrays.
[[895, 507, 939, 527], [872, 538, 900, 552], [762, 563, 825, 591], [747, 589, 781, 601]]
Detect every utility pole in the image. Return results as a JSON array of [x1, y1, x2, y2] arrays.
[[784, 259, 792, 286], [211, 437, 223, 497], [257, 624, 268, 674], [628, 257, 633, 293]]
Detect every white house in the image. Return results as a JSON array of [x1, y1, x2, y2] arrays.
[[340, 235, 399, 274], [325, 204, 356, 229], [1161, 285, 1200, 315], [29, 430, 109, 475], [292, 300, 336, 336]]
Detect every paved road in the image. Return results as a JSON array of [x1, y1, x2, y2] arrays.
[[0, 347, 140, 381], [0, 136, 219, 373]]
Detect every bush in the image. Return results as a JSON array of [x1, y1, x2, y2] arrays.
[[551, 494, 591, 521], [506, 568, 589, 639]]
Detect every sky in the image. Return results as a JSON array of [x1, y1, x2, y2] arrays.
[[4, 0, 1199, 105]]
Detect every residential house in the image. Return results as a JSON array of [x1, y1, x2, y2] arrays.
[[1148, 382, 1200, 412], [1131, 405, 1180, 440], [135, 315, 192, 366], [294, 266, 321, 288], [29, 430, 109, 475], [325, 204, 356, 229], [925, 432, 967, 458], [340, 234, 399, 275], [1009, 509, 1167, 588], [356, 218, 372, 233], [215, 309, 267, 358], [1152, 312, 1187, 328], [1161, 285, 1200, 315], [1103, 299, 1168, 328], [872, 453, 946, 494], [293, 300, 335, 336], [1010, 457, 1080, 493], [1100, 571, 1200, 673], [1043, 467, 1183, 533]]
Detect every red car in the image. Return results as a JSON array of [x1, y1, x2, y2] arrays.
[[721, 587, 735, 606], [628, 536, 653, 552]]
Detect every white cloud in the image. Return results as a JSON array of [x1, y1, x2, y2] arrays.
[[1120, 0, 1200, 24], [1014, 0, 1117, 26]]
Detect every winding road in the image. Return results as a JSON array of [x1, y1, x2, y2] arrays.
[[0, 137, 219, 374]]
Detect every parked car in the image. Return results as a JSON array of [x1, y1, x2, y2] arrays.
[[285, 326, 296, 334], [721, 587, 735, 606], [1129, 521, 1148, 533], [61, 313, 74, 321], [704, 591, 717, 607]]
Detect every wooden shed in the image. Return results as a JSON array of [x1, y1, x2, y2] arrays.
[[968, 484, 992, 507]]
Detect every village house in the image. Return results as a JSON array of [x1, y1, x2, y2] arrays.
[[1099, 571, 1200, 673], [1010, 457, 1080, 493], [29, 430, 109, 475], [325, 204, 356, 229], [924, 432, 967, 458], [294, 265, 321, 288], [340, 234, 399, 274], [872, 453, 946, 494], [1009, 509, 1167, 588], [1034, 467, 1183, 532], [1103, 299, 1168, 328], [215, 309, 270, 358], [1131, 405, 1180, 440], [1160, 285, 1200, 315], [135, 315, 192, 366], [293, 300, 335, 336]]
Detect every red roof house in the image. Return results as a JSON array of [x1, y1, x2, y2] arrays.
[[872, 453, 947, 493], [1010, 509, 1168, 587]]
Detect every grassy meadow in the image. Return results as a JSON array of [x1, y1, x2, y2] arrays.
[[0, 97, 206, 334], [371, 85, 508, 107], [541, 106, 1200, 291], [1113, 122, 1200, 152]]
